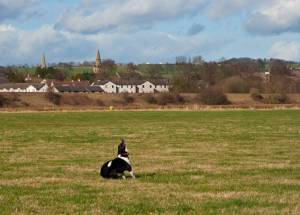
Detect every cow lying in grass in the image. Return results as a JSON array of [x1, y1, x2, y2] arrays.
[[100, 139, 135, 179]]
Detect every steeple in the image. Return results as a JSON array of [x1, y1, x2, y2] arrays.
[[93, 49, 102, 74], [96, 50, 101, 66], [41, 53, 47, 69]]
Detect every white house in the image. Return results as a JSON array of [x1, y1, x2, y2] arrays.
[[115, 80, 139, 93], [0, 83, 57, 93], [92, 80, 170, 94], [92, 81, 118, 93], [0, 80, 169, 94], [135, 80, 170, 93], [152, 80, 170, 93], [118, 84, 136, 93], [137, 81, 156, 93]]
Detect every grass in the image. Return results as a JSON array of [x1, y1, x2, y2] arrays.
[[0, 110, 300, 214]]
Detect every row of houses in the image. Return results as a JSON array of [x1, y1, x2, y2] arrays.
[[92, 80, 169, 93], [0, 83, 50, 93], [0, 80, 170, 93]]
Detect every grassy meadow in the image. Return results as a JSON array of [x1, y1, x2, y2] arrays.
[[0, 110, 300, 214]]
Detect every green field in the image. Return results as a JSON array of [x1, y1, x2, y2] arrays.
[[0, 110, 300, 214]]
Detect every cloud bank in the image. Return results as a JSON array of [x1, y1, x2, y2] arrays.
[[56, 0, 208, 34], [269, 41, 300, 61], [246, 0, 300, 35], [0, 0, 37, 22], [1, 0, 300, 65]]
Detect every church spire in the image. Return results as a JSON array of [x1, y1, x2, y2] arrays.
[[93, 49, 102, 74], [96, 50, 101, 66], [41, 53, 47, 69], [96, 50, 100, 60]]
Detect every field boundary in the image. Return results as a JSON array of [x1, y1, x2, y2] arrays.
[[1, 93, 300, 112], [1, 104, 300, 113]]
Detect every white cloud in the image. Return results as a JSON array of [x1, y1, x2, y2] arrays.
[[246, 0, 300, 35], [0, 24, 96, 65], [58, 0, 300, 37], [56, 0, 209, 34], [269, 41, 300, 61], [0, 24, 15, 31], [208, 0, 262, 19], [3, 0, 280, 65], [0, 0, 37, 21], [0, 23, 232, 65]]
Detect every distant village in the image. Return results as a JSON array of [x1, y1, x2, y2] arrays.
[[0, 50, 300, 97], [0, 50, 170, 94]]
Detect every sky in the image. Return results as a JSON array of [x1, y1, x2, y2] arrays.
[[0, 0, 300, 66]]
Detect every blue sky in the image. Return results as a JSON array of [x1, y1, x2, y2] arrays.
[[0, 0, 300, 66]]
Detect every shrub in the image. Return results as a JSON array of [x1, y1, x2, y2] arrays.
[[7, 70, 25, 83], [157, 93, 174, 105], [96, 99, 105, 106], [296, 80, 300, 93], [62, 95, 93, 106], [72, 71, 95, 82], [223, 76, 250, 93], [45, 92, 62, 105], [199, 88, 230, 105], [122, 93, 135, 104], [171, 75, 199, 93], [0, 93, 23, 107], [157, 93, 185, 105], [112, 99, 124, 105], [9, 93, 20, 102], [277, 94, 289, 104], [250, 88, 263, 101], [144, 94, 157, 104], [20, 101, 30, 107], [0, 94, 9, 107], [173, 93, 185, 104], [264, 94, 290, 104]]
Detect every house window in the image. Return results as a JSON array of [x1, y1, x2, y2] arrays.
[[142, 85, 145, 88], [150, 85, 152, 88]]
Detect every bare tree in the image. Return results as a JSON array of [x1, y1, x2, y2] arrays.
[[193, 56, 204, 65], [176, 56, 188, 64]]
